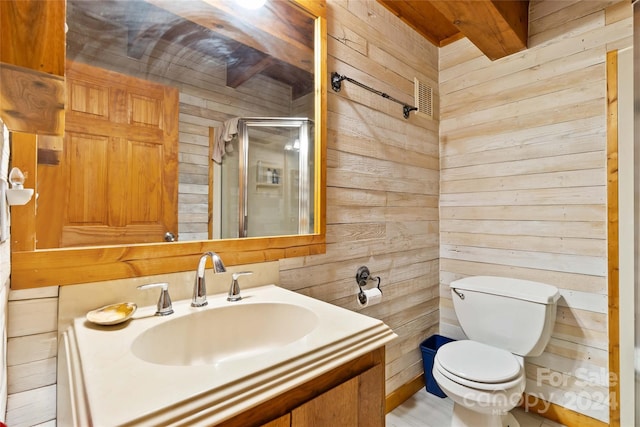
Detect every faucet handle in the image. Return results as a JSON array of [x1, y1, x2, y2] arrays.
[[228, 271, 252, 302], [138, 282, 174, 316], [232, 271, 253, 281]]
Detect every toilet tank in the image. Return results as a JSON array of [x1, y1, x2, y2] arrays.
[[450, 276, 560, 357]]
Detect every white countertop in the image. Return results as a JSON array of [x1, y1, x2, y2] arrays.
[[60, 285, 396, 426]]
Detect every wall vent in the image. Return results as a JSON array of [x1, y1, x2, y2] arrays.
[[414, 78, 433, 119]]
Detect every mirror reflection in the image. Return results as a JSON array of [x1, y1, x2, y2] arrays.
[[36, 0, 316, 248], [216, 118, 315, 239]]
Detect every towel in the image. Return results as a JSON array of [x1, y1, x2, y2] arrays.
[[213, 117, 240, 163]]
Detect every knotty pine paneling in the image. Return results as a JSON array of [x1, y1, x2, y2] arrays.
[[439, 0, 631, 423], [279, 0, 440, 397]]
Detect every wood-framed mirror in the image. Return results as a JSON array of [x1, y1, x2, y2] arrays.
[[10, 0, 326, 289]]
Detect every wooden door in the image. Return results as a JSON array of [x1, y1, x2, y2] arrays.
[[36, 62, 179, 248]]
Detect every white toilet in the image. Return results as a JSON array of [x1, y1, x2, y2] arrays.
[[433, 276, 560, 427]]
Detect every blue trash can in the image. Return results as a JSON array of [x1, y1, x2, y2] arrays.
[[420, 334, 455, 398]]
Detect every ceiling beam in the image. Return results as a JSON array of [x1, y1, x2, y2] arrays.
[[429, 0, 528, 60], [145, 0, 314, 73], [377, 0, 462, 47], [226, 48, 274, 88]]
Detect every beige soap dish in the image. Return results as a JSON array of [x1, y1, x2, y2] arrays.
[[86, 302, 137, 326]]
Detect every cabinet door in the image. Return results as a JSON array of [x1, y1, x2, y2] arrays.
[[291, 363, 385, 427], [291, 376, 358, 426], [261, 414, 290, 427]]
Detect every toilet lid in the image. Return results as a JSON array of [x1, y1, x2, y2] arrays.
[[436, 341, 521, 384]]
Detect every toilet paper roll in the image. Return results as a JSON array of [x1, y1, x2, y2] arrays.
[[357, 287, 382, 308]]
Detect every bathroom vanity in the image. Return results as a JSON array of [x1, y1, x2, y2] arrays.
[[58, 285, 396, 426], [224, 347, 385, 427]]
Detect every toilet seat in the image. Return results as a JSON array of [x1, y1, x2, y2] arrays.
[[435, 341, 523, 390]]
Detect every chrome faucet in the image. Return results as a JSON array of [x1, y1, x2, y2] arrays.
[[138, 282, 174, 316], [192, 251, 226, 307], [227, 271, 252, 302]]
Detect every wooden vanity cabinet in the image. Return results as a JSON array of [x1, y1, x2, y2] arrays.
[[219, 347, 386, 427]]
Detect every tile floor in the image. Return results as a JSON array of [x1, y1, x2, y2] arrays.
[[386, 389, 567, 427]]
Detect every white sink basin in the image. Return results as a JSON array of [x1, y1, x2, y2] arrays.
[[131, 302, 318, 366]]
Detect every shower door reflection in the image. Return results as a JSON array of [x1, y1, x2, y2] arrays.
[[219, 118, 314, 239]]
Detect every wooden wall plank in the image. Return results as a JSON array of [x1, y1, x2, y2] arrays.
[[441, 204, 605, 221], [441, 232, 604, 257], [529, 1, 613, 36], [5, 385, 56, 426], [7, 358, 56, 394], [441, 116, 602, 157], [441, 151, 604, 181], [440, 219, 605, 238], [7, 333, 57, 366], [7, 299, 57, 338]]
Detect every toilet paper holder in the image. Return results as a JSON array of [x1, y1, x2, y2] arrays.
[[356, 266, 381, 305]]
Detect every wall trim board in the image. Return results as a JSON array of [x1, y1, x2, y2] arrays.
[[606, 49, 621, 427], [614, 45, 635, 427], [385, 372, 425, 414], [520, 393, 608, 427]]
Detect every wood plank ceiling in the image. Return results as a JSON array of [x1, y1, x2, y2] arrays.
[[377, 0, 529, 60]]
